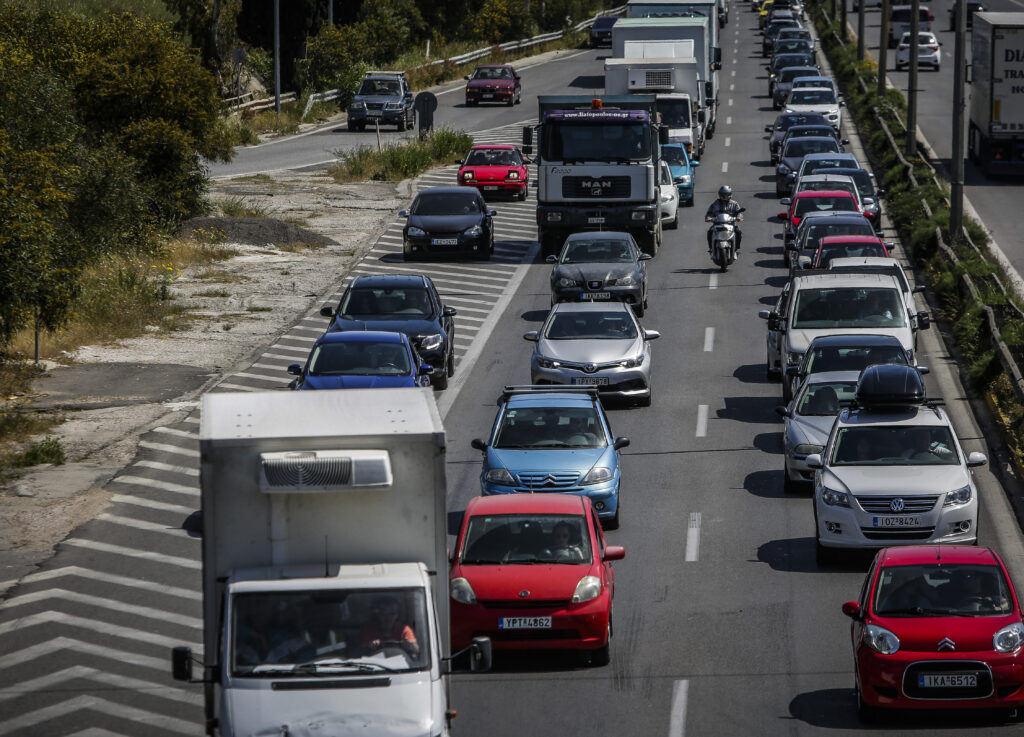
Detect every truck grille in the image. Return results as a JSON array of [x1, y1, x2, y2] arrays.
[[856, 495, 939, 513], [562, 176, 631, 198]]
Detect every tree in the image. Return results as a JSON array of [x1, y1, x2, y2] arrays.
[[470, 0, 534, 43], [164, 0, 244, 90]]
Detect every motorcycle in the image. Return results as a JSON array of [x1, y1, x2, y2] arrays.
[[706, 208, 744, 271]]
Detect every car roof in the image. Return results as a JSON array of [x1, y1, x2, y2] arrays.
[[350, 274, 428, 288], [793, 75, 833, 83], [316, 330, 408, 345], [802, 369, 862, 384], [794, 189, 856, 198], [565, 230, 632, 242], [417, 186, 478, 196], [505, 392, 599, 409], [798, 211, 872, 224], [829, 256, 902, 268], [839, 404, 949, 428], [878, 545, 1000, 567], [469, 144, 517, 151], [803, 152, 858, 162], [791, 271, 900, 289], [819, 235, 884, 244], [807, 333, 904, 348], [550, 300, 633, 313], [787, 124, 836, 132], [466, 494, 588, 516]]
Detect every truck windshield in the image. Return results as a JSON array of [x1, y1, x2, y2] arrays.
[[231, 588, 431, 676], [656, 99, 690, 128], [542, 121, 651, 162]]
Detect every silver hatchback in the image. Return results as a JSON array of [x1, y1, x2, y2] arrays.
[[525, 302, 659, 406]]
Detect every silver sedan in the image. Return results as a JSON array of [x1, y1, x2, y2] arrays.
[[524, 302, 659, 406]]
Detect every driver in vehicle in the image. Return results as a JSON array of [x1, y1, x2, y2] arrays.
[[546, 521, 585, 562], [358, 596, 419, 657]]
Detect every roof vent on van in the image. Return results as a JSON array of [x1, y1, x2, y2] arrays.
[[259, 450, 392, 493], [854, 364, 925, 407]]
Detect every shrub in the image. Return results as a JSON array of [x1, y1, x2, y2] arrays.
[[18, 436, 66, 467]]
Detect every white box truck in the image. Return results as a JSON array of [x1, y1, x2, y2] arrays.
[[969, 12, 1024, 176], [171, 389, 490, 737], [612, 16, 721, 136]]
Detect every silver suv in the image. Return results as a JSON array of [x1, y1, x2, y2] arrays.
[[807, 365, 987, 565], [348, 71, 415, 131]]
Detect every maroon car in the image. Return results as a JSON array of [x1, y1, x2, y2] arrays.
[[465, 65, 521, 107]]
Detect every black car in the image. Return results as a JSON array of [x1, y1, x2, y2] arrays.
[[778, 124, 847, 154], [765, 111, 830, 162], [590, 15, 617, 47], [775, 136, 841, 197], [762, 16, 801, 56], [766, 52, 817, 97], [771, 64, 819, 109], [787, 211, 876, 271], [948, 0, 983, 30], [547, 231, 652, 316], [320, 274, 457, 389], [400, 187, 496, 260]]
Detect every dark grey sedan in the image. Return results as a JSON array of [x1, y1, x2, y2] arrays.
[[547, 232, 652, 316], [400, 187, 496, 260]]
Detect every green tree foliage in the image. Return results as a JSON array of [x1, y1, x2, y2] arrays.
[[357, 0, 423, 65], [163, 0, 244, 85], [300, 24, 368, 102], [470, 0, 534, 43]]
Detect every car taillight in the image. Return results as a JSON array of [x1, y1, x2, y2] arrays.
[[899, 44, 908, 50], [927, 45, 938, 50]]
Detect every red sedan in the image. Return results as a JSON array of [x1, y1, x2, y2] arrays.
[[811, 234, 890, 268], [464, 64, 521, 106], [778, 189, 861, 244], [450, 494, 624, 665], [842, 545, 1024, 722], [457, 145, 530, 200]]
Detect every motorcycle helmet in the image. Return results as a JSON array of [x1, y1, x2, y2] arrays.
[[718, 185, 732, 202]]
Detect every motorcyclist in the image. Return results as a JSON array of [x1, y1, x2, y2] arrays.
[[705, 185, 744, 258]]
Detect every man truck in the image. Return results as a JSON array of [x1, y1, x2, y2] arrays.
[[969, 12, 1024, 176]]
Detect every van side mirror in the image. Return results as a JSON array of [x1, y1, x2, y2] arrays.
[[522, 126, 533, 149], [469, 636, 492, 672], [659, 126, 670, 145], [698, 109, 706, 124], [172, 646, 193, 682]]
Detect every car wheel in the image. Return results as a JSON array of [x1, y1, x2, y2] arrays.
[[465, 99, 475, 107], [782, 467, 800, 494], [518, 187, 527, 201], [766, 349, 780, 380], [604, 505, 620, 531], [506, 95, 514, 107], [856, 683, 881, 723], [590, 622, 612, 667], [667, 211, 678, 229], [347, 121, 357, 131], [432, 368, 448, 390], [636, 390, 652, 407]]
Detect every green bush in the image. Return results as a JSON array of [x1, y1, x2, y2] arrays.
[[17, 436, 66, 467]]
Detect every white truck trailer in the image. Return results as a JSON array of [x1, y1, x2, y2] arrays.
[[969, 12, 1024, 176], [171, 389, 490, 737]]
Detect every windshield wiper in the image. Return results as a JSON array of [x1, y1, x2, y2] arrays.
[[293, 659, 398, 674], [462, 558, 503, 565], [877, 607, 953, 617]]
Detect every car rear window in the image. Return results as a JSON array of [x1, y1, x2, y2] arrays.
[[784, 138, 841, 157], [805, 346, 907, 375], [817, 241, 887, 267], [795, 196, 857, 217], [831, 425, 959, 466]]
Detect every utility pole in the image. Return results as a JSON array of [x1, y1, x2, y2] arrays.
[[950, 0, 967, 241], [905, 0, 919, 157], [273, 0, 281, 115], [328, 0, 333, 25], [878, 0, 890, 99], [857, 0, 866, 60], [841, 0, 849, 43]]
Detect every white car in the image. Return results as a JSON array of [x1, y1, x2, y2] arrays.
[[808, 364, 987, 565], [659, 160, 679, 230], [785, 87, 844, 130], [895, 31, 941, 71], [791, 75, 836, 94], [827, 256, 929, 347]]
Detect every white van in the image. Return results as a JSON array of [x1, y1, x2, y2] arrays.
[[888, 5, 933, 47]]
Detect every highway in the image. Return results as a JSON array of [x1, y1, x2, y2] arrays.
[[2, 7, 1024, 736]]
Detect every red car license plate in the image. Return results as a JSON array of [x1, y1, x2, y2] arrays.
[[499, 616, 551, 629], [919, 674, 977, 688]]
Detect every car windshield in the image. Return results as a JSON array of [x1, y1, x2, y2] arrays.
[[794, 196, 857, 217], [796, 381, 857, 415], [804, 345, 907, 375], [873, 564, 1013, 617], [561, 239, 635, 263], [464, 148, 521, 166], [801, 220, 874, 251], [662, 146, 689, 165], [656, 98, 690, 128], [804, 158, 852, 174], [776, 114, 825, 131], [358, 79, 400, 96], [817, 241, 887, 266], [544, 311, 639, 340], [308, 340, 412, 376], [793, 80, 833, 91], [460, 514, 594, 564], [542, 121, 651, 162], [494, 406, 606, 449], [784, 139, 840, 157], [773, 54, 813, 71], [831, 425, 960, 465], [231, 588, 431, 676], [779, 67, 814, 83], [792, 286, 906, 328], [411, 193, 481, 216], [789, 89, 838, 105], [340, 287, 433, 318], [472, 66, 513, 80]]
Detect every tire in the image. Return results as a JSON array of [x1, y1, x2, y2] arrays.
[[856, 684, 881, 723], [634, 300, 645, 318], [506, 95, 514, 107], [667, 212, 678, 229], [432, 368, 449, 390], [347, 121, 357, 131], [766, 349, 780, 380], [397, 114, 406, 132], [636, 390, 652, 407], [604, 504, 620, 531], [518, 188, 527, 201], [465, 99, 476, 107], [590, 623, 611, 667], [447, 348, 455, 377], [782, 468, 800, 494]]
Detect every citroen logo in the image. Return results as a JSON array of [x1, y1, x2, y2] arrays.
[[518, 590, 531, 598], [938, 637, 956, 652], [890, 498, 906, 513], [584, 363, 598, 374], [541, 474, 558, 486]]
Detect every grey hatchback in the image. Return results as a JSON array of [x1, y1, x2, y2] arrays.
[[547, 232, 652, 316]]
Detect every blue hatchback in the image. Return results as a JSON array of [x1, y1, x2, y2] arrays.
[[287, 331, 432, 390], [470, 387, 630, 529], [661, 143, 699, 206]]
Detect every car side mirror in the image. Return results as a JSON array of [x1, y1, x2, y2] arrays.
[[546, 255, 558, 263], [471, 438, 488, 452], [320, 305, 336, 318], [455, 159, 463, 165], [172, 646, 193, 682], [917, 311, 931, 330], [764, 125, 773, 133], [698, 109, 707, 123], [443, 306, 458, 317], [841, 138, 850, 145], [398, 210, 409, 218], [780, 198, 792, 206], [643, 329, 660, 340], [967, 451, 988, 467], [613, 436, 630, 450], [487, 209, 497, 217], [841, 601, 862, 620], [805, 453, 823, 469], [603, 545, 626, 562], [798, 255, 811, 268], [877, 188, 886, 197], [523, 331, 539, 341], [913, 285, 926, 294], [420, 364, 434, 375], [778, 212, 789, 220], [639, 253, 653, 260], [287, 363, 302, 376], [469, 636, 492, 672], [692, 160, 701, 167], [785, 366, 800, 377], [840, 101, 846, 106], [775, 405, 792, 418], [786, 242, 799, 251], [464, 75, 471, 81]]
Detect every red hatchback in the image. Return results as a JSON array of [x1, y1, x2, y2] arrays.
[[464, 64, 521, 106], [450, 494, 624, 664], [779, 190, 861, 244], [457, 145, 530, 200], [811, 234, 890, 268], [842, 545, 1024, 722]]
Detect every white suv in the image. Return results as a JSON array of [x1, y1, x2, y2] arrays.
[[807, 365, 987, 565]]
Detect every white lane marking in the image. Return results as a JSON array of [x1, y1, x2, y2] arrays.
[[152, 427, 195, 439], [96, 514, 192, 537], [731, 69, 736, 77], [63, 539, 201, 569], [0, 695, 198, 736], [729, 83, 735, 91], [12, 566, 200, 600], [111, 475, 197, 497], [726, 116, 732, 125], [0, 611, 201, 651], [728, 98, 733, 106], [111, 495, 194, 515], [669, 680, 690, 737], [709, 273, 718, 290], [0, 636, 174, 672], [721, 162, 729, 173], [696, 405, 709, 437], [133, 460, 198, 477], [138, 441, 198, 458], [686, 513, 702, 562], [0, 589, 202, 629], [215, 382, 260, 392], [704, 327, 715, 352], [0, 665, 201, 706], [724, 137, 731, 147]]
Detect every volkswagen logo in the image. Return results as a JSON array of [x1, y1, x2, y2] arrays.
[[518, 590, 530, 598], [889, 498, 906, 513], [937, 637, 956, 652], [583, 363, 598, 374]]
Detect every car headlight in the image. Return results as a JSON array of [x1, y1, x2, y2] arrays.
[[944, 485, 972, 507], [349, 102, 363, 110], [865, 624, 900, 654], [675, 174, 692, 185], [407, 226, 426, 237], [581, 466, 613, 485], [557, 277, 580, 288], [535, 355, 562, 369], [616, 274, 636, 286], [820, 486, 850, 508], [661, 193, 672, 203], [632, 210, 648, 221], [464, 224, 483, 237], [385, 102, 403, 110], [462, 171, 474, 180], [450, 577, 477, 605], [620, 354, 644, 368], [418, 333, 443, 351], [572, 575, 602, 603], [994, 622, 1024, 653], [507, 170, 520, 180], [484, 467, 516, 485], [787, 351, 802, 365], [793, 443, 824, 455]]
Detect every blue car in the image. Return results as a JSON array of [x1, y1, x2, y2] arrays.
[[287, 331, 432, 390], [661, 143, 699, 206], [470, 387, 630, 529]]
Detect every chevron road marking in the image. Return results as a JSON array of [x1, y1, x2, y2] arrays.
[[137, 441, 198, 458], [63, 540, 200, 570], [0, 694, 198, 736], [0, 612, 201, 652], [95, 514, 192, 537], [132, 460, 198, 477], [110, 495, 195, 515], [10, 567, 199, 601], [110, 476, 197, 497], [0, 637, 179, 672], [0, 589, 202, 630], [151, 427, 197, 440], [0, 665, 200, 706]]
